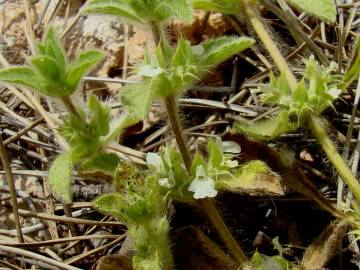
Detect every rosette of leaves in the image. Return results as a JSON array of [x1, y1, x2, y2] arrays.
[[0, 27, 103, 98], [234, 57, 342, 141], [49, 95, 120, 203], [82, 0, 193, 24], [94, 162, 174, 270], [121, 36, 254, 122]]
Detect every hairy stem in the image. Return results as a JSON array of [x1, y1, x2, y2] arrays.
[[164, 94, 248, 266], [0, 135, 24, 243], [151, 22, 249, 267], [61, 96, 81, 119], [243, 0, 297, 91], [164, 95, 192, 170], [309, 115, 360, 203]]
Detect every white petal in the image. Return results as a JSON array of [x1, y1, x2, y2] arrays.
[[158, 178, 174, 189], [196, 165, 206, 178], [188, 176, 217, 199], [138, 65, 164, 77], [221, 141, 241, 154], [146, 152, 162, 170]]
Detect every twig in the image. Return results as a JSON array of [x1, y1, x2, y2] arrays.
[[3, 118, 43, 146], [0, 245, 82, 270], [0, 135, 24, 243]]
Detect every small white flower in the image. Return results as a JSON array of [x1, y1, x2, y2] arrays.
[[188, 165, 217, 199], [146, 152, 162, 171], [158, 171, 175, 189]]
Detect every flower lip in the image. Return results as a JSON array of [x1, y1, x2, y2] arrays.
[[188, 165, 217, 199]]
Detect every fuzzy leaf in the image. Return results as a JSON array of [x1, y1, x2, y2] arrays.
[[207, 139, 223, 169], [218, 160, 284, 196], [163, 0, 193, 23], [193, 0, 243, 14], [88, 94, 110, 136], [43, 27, 66, 73], [30, 55, 61, 82], [0, 67, 45, 92], [82, 0, 144, 23], [80, 153, 120, 175], [201, 36, 255, 66], [286, 0, 336, 22], [234, 110, 297, 141], [172, 37, 193, 67], [66, 50, 103, 93], [120, 81, 153, 121], [93, 193, 126, 220], [48, 152, 73, 203]]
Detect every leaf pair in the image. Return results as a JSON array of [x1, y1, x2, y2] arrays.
[[49, 95, 120, 203], [234, 57, 342, 141], [0, 27, 103, 98], [121, 36, 254, 123], [82, 0, 193, 25], [94, 164, 165, 225]]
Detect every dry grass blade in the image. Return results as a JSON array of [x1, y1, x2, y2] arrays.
[[0, 135, 24, 243], [0, 245, 83, 270]]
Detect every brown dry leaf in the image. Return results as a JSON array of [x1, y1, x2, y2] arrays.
[[226, 134, 344, 218], [220, 160, 285, 196], [301, 220, 349, 270]]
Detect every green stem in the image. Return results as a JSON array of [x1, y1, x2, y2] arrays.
[[308, 115, 360, 203], [152, 22, 249, 267], [243, 0, 298, 91], [164, 94, 248, 266], [61, 96, 81, 119], [164, 95, 192, 170]]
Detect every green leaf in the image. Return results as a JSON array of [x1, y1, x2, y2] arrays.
[[292, 80, 308, 104], [207, 139, 223, 169], [343, 37, 360, 88], [172, 37, 193, 67], [80, 153, 120, 175], [191, 152, 206, 176], [164, 0, 193, 23], [218, 160, 284, 196], [120, 81, 153, 121], [201, 36, 255, 66], [93, 193, 126, 220], [0, 67, 44, 92], [66, 50, 103, 93], [43, 27, 66, 73], [286, 0, 336, 22], [48, 152, 73, 203], [30, 55, 61, 82], [81, 0, 144, 24], [234, 110, 297, 141], [193, 0, 243, 14], [88, 94, 110, 136]]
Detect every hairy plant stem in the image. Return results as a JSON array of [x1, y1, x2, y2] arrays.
[[243, 0, 297, 90], [309, 115, 360, 203], [152, 23, 249, 267], [61, 96, 81, 119], [244, 1, 360, 205], [164, 95, 192, 170]]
